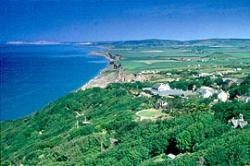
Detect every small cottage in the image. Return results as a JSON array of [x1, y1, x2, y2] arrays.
[[228, 114, 248, 128], [217, 91, 229, 102]]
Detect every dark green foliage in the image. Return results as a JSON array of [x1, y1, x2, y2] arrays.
[[68, 125, 95, 140], [212, 100, 250, 121], [224, 75, 250, 99], [169, 76, 220, 91], [169, 81, 189, 91], [1, 81, 249, 165]]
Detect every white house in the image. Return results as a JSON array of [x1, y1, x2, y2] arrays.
[[152, 83, 171, 92], [197, 86, 216, 98], [218, 91, 229, 102]]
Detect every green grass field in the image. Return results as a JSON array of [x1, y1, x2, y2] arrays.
[[108, 39, 250, 74], [136, 108, 169, 121], [137, 108, 164, 118]]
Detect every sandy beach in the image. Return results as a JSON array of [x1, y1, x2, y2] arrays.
[[80, 50, 120, 90]]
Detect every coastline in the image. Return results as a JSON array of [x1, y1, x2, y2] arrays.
[[80, 49, 114, 90], [79, 47, 139, 91], [79, 66, 109, 90]]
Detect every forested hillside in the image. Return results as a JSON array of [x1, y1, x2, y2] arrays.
[[1, 80, 249, 165]]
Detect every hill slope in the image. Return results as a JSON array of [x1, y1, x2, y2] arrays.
[[1, 82, 250, 165]]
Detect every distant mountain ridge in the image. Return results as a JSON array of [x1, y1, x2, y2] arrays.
[[96, 38, 250, 48]]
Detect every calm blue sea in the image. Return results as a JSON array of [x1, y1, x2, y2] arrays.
[[0, 44, 107, 120]]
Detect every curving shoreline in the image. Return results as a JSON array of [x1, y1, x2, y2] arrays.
[[80, 50, 116, 90], [80, 48, 139, 91]]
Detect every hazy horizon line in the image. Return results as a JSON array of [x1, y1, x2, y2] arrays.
[[2, 37, 250, 44]]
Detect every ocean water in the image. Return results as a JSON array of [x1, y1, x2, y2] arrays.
[[0, 44, 107, 120]]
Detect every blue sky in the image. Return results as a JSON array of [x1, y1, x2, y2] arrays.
[[0, 0, 250, 42]]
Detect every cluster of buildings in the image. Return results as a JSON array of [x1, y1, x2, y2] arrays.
[[144, 83, 228, 102], [197, 86, 229, 102], [197, 68, 243, 78], [144, 76, 249, 103]]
